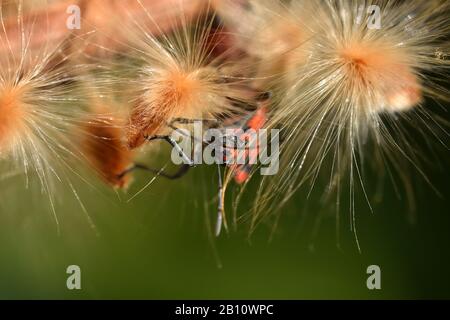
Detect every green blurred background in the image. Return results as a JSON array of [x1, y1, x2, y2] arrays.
[[0, 151, 448, 300], [0, 104, 448, 300]]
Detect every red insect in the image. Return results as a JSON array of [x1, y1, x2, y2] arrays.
[[213, 96, 269, 235], [223, 105, 268, 185], [118, 92, 271, 236]]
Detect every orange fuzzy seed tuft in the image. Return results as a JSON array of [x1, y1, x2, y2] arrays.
[[127, 67, 223, 149], [0, 86, 27, 151], [83, 112, 133, 189], [338, 41, 422, 113]]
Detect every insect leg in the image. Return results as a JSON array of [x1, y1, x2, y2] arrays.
[[168, 118, 219, 146], [168, 118, 218, 130], [145, 135, 194, 166], [117, 163, 191, 181]]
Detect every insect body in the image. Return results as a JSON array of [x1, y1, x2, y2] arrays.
[[119, 92, 270, 236], [213, 98, 269, 236], [219, 101, 268, 185]]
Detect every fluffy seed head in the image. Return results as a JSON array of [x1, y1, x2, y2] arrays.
[[215, 0, 315, 88], [82, 105, 133, 189], [0, 0, 89, 192], [0, 85, 28, 151], [225, 0, 450, 229], [114, 1, 255, 149]]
